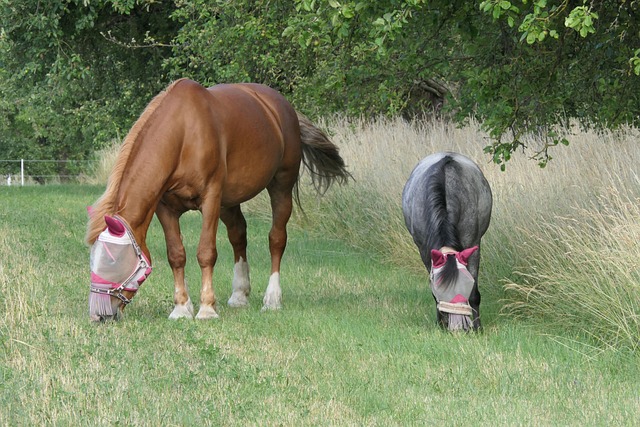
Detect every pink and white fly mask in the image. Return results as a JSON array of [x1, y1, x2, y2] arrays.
[[89, 215, 152, 322], [430, 246, 478, 331]]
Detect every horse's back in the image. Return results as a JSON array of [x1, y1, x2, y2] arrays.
[[207, 83, 300, 143], [403, 152, 483, 195], [162, 79, 299, 154], [402, 152, 492, 248]]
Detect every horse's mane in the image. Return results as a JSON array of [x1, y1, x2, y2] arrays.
[[84, 79, 186, 245], [424, 155, 462, 253]]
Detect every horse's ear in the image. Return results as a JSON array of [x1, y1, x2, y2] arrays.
[[457, 246, 479, 265], [430, 249, 447, 268], [86, 205, 94, 217], [104, 215, 126, 237]]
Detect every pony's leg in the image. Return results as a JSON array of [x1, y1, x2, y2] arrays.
[[156, 202, 194, 319], [220, 205, 251, 307], [432, 293, 448, 328], [469, 283, 482, 330], [262, 186, 293, 311], [195, 190, 223, 320], [467, 249, 482, 331]]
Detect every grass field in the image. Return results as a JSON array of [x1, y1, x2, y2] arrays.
[[1, 118, 639, 425]]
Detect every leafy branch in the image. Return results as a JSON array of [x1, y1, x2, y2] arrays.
[[100, 30, 176, 49]]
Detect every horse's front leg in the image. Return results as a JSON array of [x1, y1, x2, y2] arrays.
[[220, 205, 251, 307], [467, 248, 482, 331], [156, 202, 194, 319], [469, 283, 482, 331], [195, 191, 223, 319]]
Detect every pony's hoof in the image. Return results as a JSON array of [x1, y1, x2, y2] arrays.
[[227, 292, 250, 308], [195, 305, 220, 320], [168, 300, 194, 320]]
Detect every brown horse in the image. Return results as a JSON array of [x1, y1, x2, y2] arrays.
[[85, 78, 350, 322]]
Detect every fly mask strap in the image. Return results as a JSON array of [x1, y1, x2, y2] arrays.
[[437, 301, 473, 316], [89, 216, 152, 305]]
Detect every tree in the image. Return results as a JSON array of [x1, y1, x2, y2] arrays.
[[472, 0, 640, 167], [282, 0, 640, 168], [0, 0, 178, 178], [1, 1, 638, 172]]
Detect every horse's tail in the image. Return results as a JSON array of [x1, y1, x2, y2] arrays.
[[295, 112, 352, 205], [424, 156, 462, 252]]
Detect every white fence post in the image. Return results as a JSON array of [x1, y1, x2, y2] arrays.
[[1, 158, 95, 184]]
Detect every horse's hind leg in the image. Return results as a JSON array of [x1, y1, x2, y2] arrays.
[[262, 185, 294, 311], [220, 205, 251, 307], [156, 202, 194, 319]]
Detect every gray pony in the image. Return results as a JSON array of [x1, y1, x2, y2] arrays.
[[402, 152, 492, 331]]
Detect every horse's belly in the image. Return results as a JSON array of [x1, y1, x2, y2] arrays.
[[161, 190, 202, 211], [219, 144, 285, 206], [221, 168, 277, 207]]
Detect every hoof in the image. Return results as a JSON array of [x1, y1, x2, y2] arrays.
[[169, 300, 194, 320], [261, 299, 282, 312], [228, 292, 250, 308], [262, 273, 282, 311], [196, 304, 219, 320]]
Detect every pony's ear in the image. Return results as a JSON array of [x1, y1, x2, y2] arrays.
[[430, 249, 447, 268], [457, 246, 479, 265], [104, 215, 126, 237], [86, 205, 94, 217]]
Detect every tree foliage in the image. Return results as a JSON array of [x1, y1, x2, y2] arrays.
[[0, 0, 177, 178], [474, 0, 640, 167], [1, 0, 638, 175]]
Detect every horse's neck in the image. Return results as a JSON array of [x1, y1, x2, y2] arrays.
[[115, 155, 169, 247], [110, 83, 185, 250]]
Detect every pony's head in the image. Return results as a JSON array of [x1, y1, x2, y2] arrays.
[[88, 214, 152, 322], [430, 246, 478, 332]]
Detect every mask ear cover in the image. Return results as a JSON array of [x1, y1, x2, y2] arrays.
[[456, 246, 478, 265], [430, 249, 447, 269], [104, 215, 126, 237]]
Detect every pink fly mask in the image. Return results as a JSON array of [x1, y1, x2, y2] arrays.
[[89, 215, 152, 320], [430, 246, 478, 330]]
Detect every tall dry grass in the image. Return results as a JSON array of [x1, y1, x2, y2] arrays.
[[94, 117, 640, 350], [504, 188, 640, 350], [81, 139, 121, 185], [262, 116, 639, 351], [478, 125, 639, 351]]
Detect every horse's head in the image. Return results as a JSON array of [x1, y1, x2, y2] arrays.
[[430, 246, 478, 332], [88, 215, 152, 322]]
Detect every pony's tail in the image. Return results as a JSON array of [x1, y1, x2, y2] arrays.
[[296, 112, 352, 204]]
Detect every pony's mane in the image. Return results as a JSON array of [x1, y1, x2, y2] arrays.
[[424, 155, 462, 252], [84, 79, 186, 245]]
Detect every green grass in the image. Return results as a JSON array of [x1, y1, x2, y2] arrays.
[[1, 185, 640, 425]]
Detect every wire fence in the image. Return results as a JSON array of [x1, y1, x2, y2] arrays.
[[0, 159, 96, 186]]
